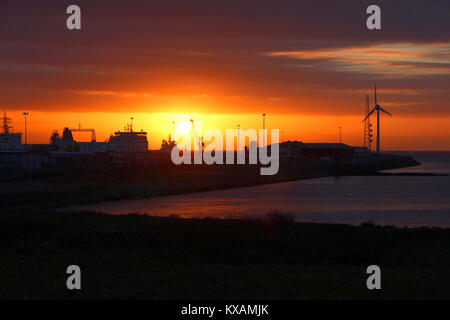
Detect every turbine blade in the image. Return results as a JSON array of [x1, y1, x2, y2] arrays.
[[380, 107, 392, 116], [362, 107, 376, 122]]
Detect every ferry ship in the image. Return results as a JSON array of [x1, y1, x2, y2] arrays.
[[49, 125, 148, 155]]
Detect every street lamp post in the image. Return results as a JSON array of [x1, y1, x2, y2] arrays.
[[172, 121, 175, 142], [23, 112, 29, 146], [237, 124, 240, 152]]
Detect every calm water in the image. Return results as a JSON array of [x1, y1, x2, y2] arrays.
[[66, 151, 450, 228]]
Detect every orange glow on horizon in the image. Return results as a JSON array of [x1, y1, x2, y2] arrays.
[[3, 110, 450, 151]]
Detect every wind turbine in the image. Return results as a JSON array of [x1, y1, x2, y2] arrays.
[[362, 85, 392, 153]]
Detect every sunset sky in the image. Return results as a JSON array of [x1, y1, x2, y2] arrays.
[[1, 0, 449, 150]]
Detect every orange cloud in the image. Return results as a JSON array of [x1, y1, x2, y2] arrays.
[[266, 42, 450, 76]]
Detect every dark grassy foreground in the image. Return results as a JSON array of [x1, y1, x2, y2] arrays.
[[0, 209, 449, 299]]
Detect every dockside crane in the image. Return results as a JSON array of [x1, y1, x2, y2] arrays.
[[190, 119, 204, 151], [70, 123, 97, 142]]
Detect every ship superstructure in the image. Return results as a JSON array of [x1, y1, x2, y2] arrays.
[[49, 123, 148, 155], [0, 111, 24, 152], [49, 127, 107, 154], [160, 135, 176, 154], [108, 129, 148, 153]]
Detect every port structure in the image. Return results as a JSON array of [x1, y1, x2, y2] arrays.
[[70, 123, 96, 142], [2, 111, 13, 134], [363, 95, 373, 151], [190, 119, 204, 152]]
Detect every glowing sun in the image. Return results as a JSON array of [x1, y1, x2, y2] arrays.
[[176, 121, 191, 135]]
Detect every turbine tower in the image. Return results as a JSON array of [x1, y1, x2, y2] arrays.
[[362, 85, 392, 153]]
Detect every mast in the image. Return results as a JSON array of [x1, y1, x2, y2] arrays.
[[2, 111, 13, 134], [363, 95, 372, 151]]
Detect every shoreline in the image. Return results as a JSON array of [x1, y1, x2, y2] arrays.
[[1, 166, 335, 210], [56, 172, 331, 210], [0, 151, 423, 210]]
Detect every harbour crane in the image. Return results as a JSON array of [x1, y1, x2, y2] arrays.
[[190, 119, 204, 151], [70, 123, 97, 142]]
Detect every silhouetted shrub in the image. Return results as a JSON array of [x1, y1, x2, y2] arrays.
[[265, 210, 295, 224], [360, 221, 377, 228]]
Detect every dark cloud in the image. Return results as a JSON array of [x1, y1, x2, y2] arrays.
[[0, 0, 449, 116]]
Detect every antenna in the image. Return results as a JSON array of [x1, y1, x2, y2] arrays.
[[363, 94, 372, 151], [2, 111, 13, 134]]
